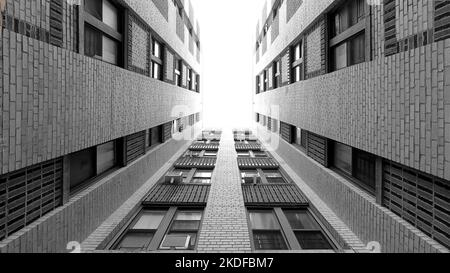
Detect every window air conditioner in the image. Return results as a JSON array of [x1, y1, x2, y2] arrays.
[[160, 234, 191, 250]]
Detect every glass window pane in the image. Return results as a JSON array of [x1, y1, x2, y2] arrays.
[[284, 210, 320, 230], [84, 24, 102, 58], [69, 148, 96, 190], [97, 141, 115, 174], [294, 44, 300, 60], [249, 211, 280, 230], [333, 43, 347, 71], [102, 35, 118, 65], [117, 232, 153, 250], [253, 231, 288, 250], [152, 62, 161, 79], [194, 171, 212, 178], [132, 211, 166, 230], [84, 0, 102, 20], [353, 149, 376, 190], [191, 179, 211, 184], [334, 142, 352, 175], [171, 220, 200, 231], [103, 0, 119, 31], [295, 65, 301, 82], [153, 40, 161, 58], [175, 211, 202, 221], [295, 231, 333, 250], [349, 33, 365, 66]]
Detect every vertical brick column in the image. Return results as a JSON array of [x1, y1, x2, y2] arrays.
[[197, 130, 252, 253]]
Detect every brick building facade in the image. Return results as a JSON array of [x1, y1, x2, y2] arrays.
[[0, 0, 202, 252], [254, 0, 449, 253]]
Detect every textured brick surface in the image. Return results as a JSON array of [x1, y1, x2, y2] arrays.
[[131, 21, 149, 70], [0, 137, 194, 253], [255, 42, 450, 181], [196, 130, 252, 253], [256, 124, 449, 253], [306, 25, 321, 74]]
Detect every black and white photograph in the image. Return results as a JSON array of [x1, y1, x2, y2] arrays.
[[0, 0, 448, 270]]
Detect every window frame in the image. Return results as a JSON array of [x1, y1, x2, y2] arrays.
[[331, 141, 376, 195], [109, 207, 205, 252], [328, 0, 370, 72], [246, 207, 338, 251], [290, 39, 304, 83], [151, 38, 164, 80], [82, 0, 124, 67], [273, 60, 281, 89], [174, 59, 183, 87], [69, 139, 122, 194]]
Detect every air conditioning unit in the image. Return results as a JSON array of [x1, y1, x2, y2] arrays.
[[243, 174, 261, 185], [160, 234, 191, 250], [165, 172, 183, 184]]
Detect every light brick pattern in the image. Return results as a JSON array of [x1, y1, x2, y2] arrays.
[[197, 130, 252, 253], [131, 21, 149, 70], [0, 29, 201, 176], [306, 25, 321, 73], [255, 40, 450, 181], [0, 138, 192, 253], [256, 124, 449, 253]]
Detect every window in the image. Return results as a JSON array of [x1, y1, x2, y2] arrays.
[[273, 60, 281, 88], [294, 127, 307, 149], [256, 75, 260, 94], [332, 142, 376, 193], [256, 113, 260, 123], [171, 169, 191, 183], [329, 0, 366, 71], [69, 140, 118, 192], [291, 40, 303, 83], [84, 0, 123, 66], [112, 208, 204, 251], [203, 151, 217, 157], [149, 125, 163, 148], [253, 151, 268, 158], [248, 210, 288, 250], [114, 210, 166, 251], [241, 170, 261, 184], [263, 70, 268, 91], [247, 209, 335, 251], [238, 151, 251, 158], [263, 170, 287, 184], [187, 68, 192, 90], [160, 211, 202, 250], [284, 210, 333, 249], [195, 74, 200, 92], [175, 59, 182, 87], [191, 170, 212, 184], [151, 39, 164, 80]]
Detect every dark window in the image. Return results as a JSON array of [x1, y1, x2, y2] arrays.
[[69, 140, 118, 191], [329, 0, 366, 71], [332, 142, 376, 193], [263, 70, 268, 91], [84, 0, 123, 66], [256, 75, 261, 94], [284, 210, 333, 250], [273, 60, 281, 88], [294, 127, 307, 149], [263, 170, 287, 184], [69, 148, 96, 191], [115, 210, 166, 251], [160, 211, 202, 250], [241, 170, 261, 184], [187, 69, 192, 90], [175, 59, 182, 87], [249, 210, 288, 250], [152, 39, 164, 80], [149, 125, 163, 148], [291, 40, 304, 83]]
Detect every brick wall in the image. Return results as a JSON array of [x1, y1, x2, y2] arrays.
[[255, 42, 450, 181], [256, 124, 448, 253], [0, 137, 192, 253], [196, 131, 252, 253]]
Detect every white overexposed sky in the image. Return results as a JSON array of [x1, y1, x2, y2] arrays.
[[191, 0, 264, 129]]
